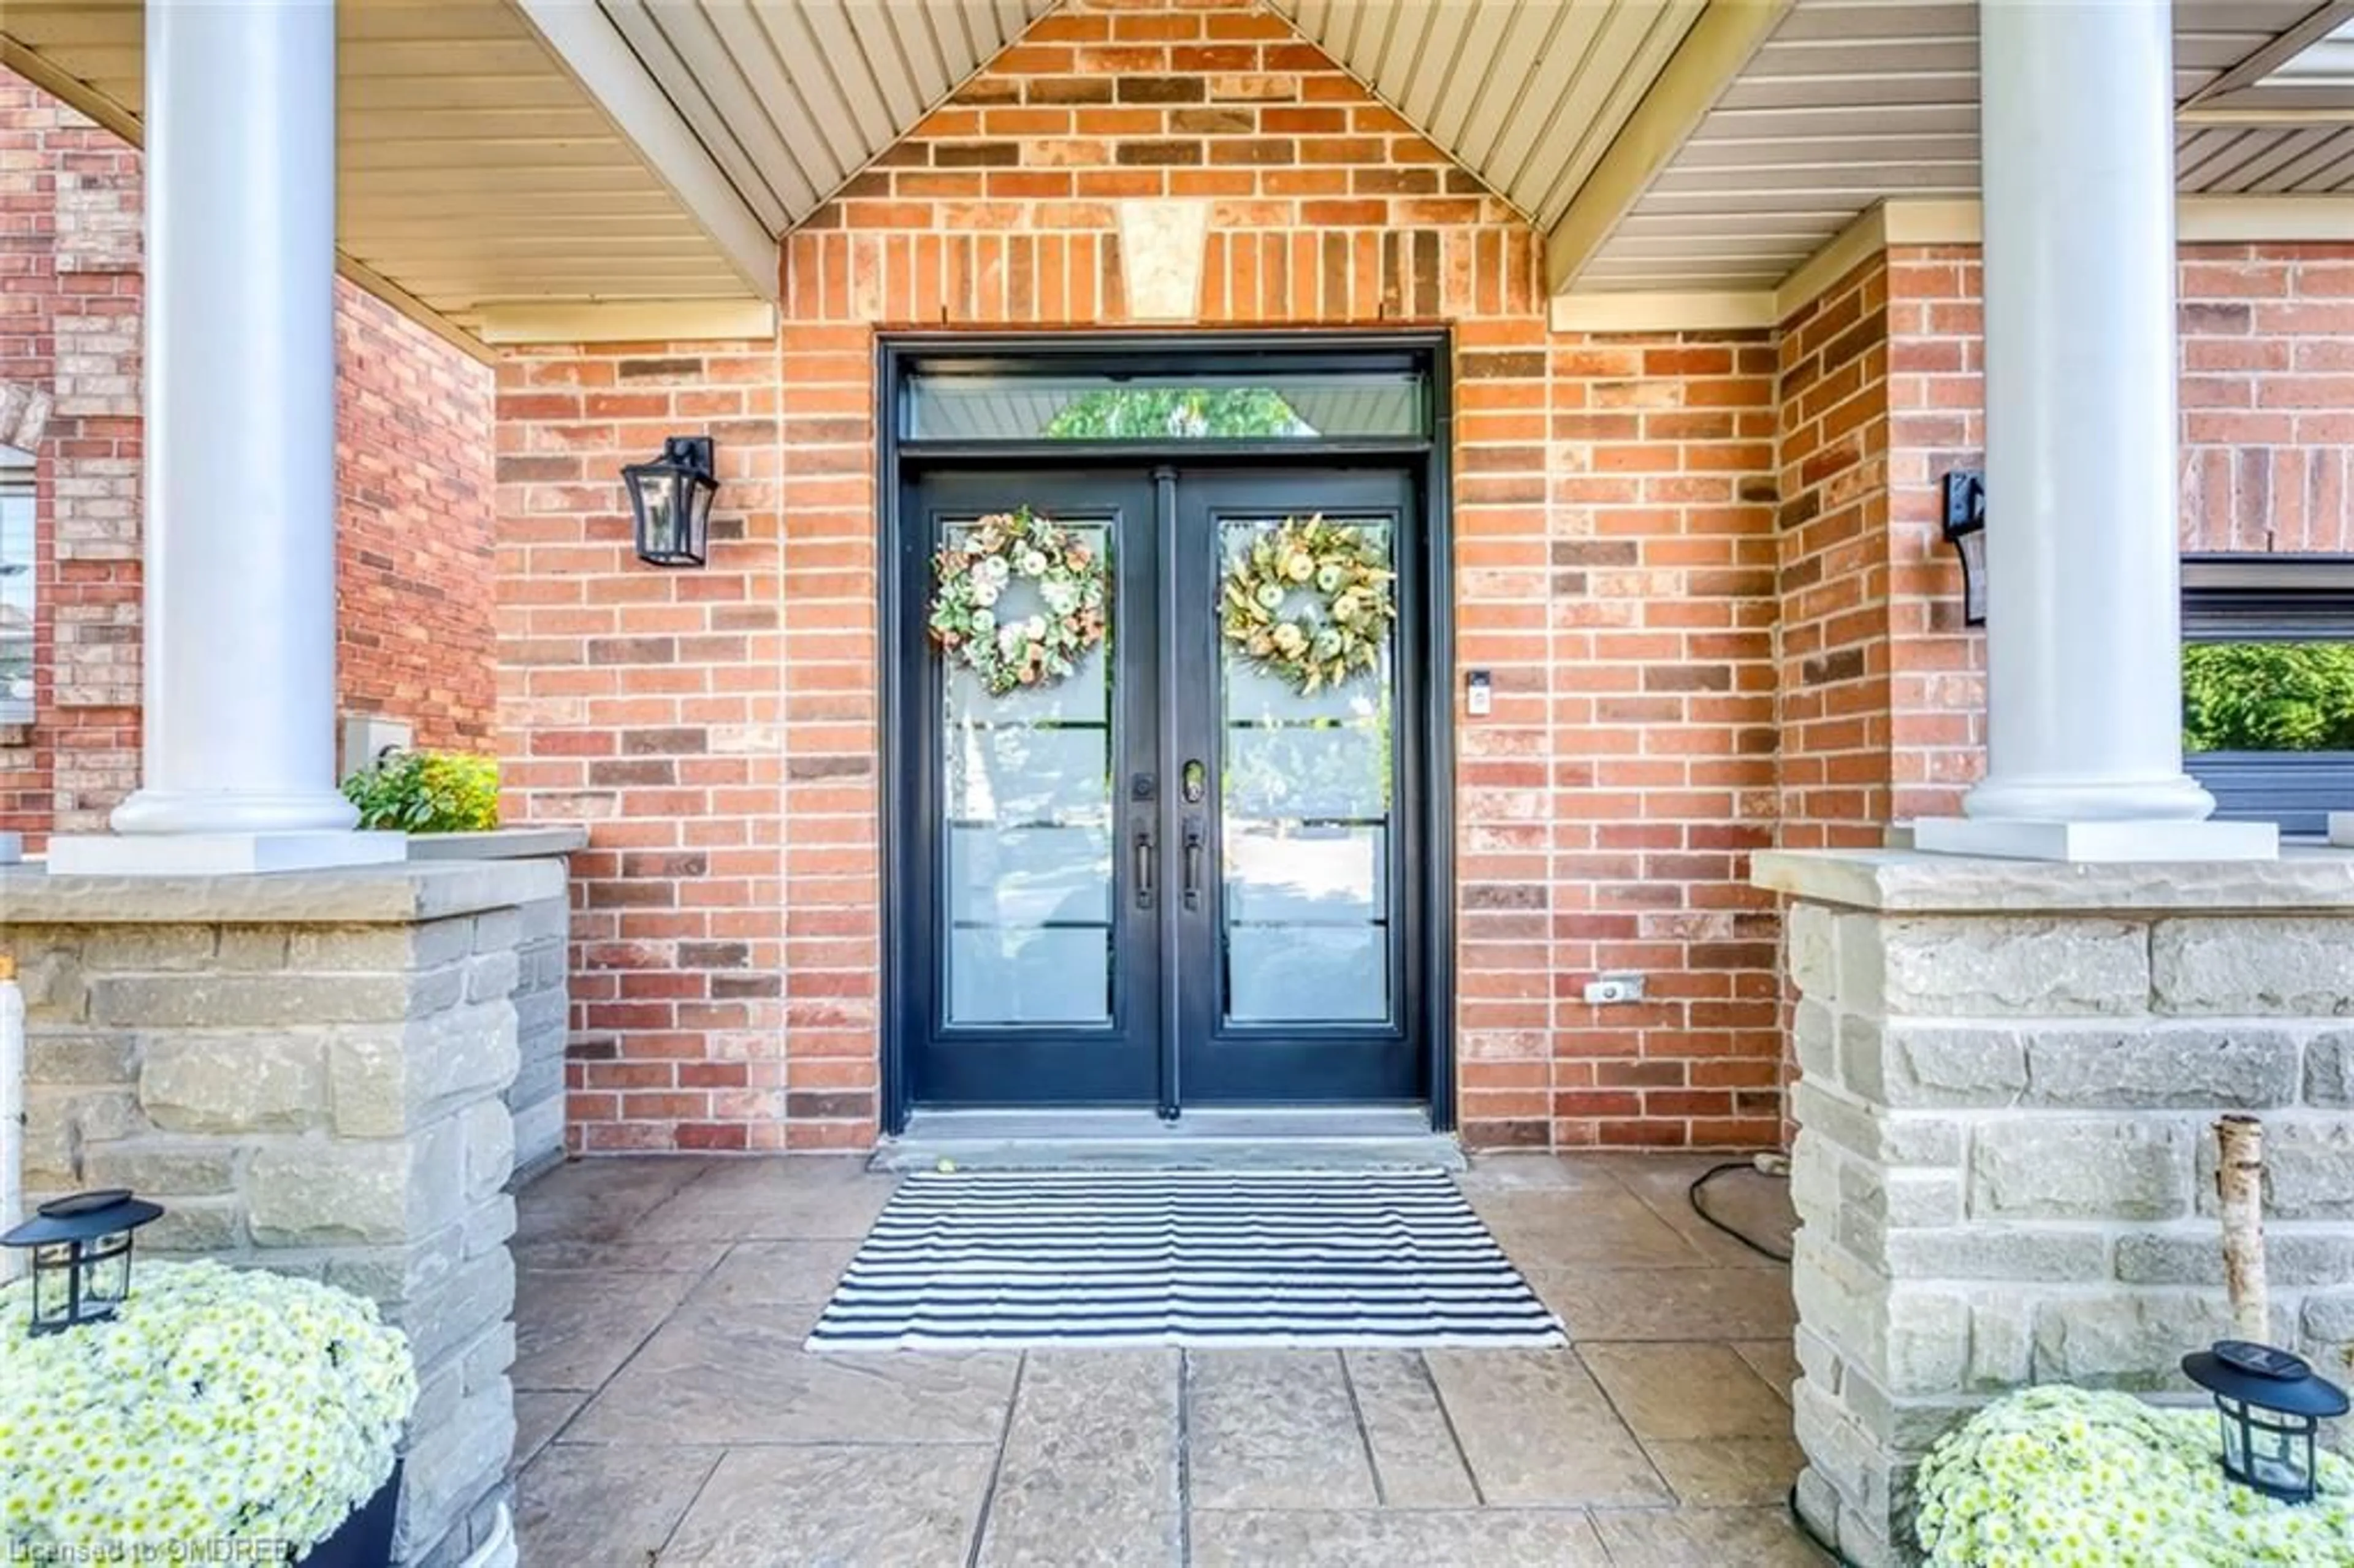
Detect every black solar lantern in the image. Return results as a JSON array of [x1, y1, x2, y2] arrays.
[[2182, 1340, 2349, 1504], [2, 1189, 164, 1336], [1941, 468, 1987, 627], [623, 435, 718, 568]]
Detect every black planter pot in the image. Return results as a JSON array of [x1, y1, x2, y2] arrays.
[[294, 1461, 402, 1568]]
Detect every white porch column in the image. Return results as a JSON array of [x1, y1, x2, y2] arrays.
[[48, 0, 399, 875], [1913, 0, 2273, 862]]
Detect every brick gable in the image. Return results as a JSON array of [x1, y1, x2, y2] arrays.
[[493, 0, 1785, 1155]]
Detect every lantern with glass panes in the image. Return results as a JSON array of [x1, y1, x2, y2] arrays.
[[2181, 1340, 2350, 1504], [1940, 469, 1986, 627], [2, 1188, 163, 1335], [622, 435, 718, 568]]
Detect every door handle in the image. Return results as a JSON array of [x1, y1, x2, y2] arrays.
[[1134, 827, 1156, 908], [1182, 818, 1205, 910]]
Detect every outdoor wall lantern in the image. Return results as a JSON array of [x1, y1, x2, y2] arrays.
[[1941, 468, 1987, 627], [2181, 1340, 2349, 1504], [623, 435, 718, 568], [1, 1188, 164, 1336]]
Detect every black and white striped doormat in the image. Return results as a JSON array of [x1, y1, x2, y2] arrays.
[[804, 1167, 1566, 1351]]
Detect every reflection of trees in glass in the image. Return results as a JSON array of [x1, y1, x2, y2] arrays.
[[1045, 387, 1312, 440], [1224, 719, 1385, 818], [2183, 642, 2354, 752]]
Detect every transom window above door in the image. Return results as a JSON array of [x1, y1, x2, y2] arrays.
[[901, 356, 1431, 444]]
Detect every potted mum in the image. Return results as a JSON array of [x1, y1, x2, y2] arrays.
[[1915, 1384, 2354, 1566], [0, 1259, 416, 1564]]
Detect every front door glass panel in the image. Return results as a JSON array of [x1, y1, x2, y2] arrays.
[[1217, 516, 1396, 1026], [940, 519, 1116, 1026]]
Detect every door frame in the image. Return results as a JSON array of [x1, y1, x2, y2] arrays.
[[873, 329, 1457, 1136]]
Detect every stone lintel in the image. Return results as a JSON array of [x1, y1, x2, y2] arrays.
[[1753, 846, 2354, 915], [0, 858, 564, 926]]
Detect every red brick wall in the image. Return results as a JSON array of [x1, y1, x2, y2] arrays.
[[1876, 241, 2354, 820], [1775, 257, 1894, 849], [0, 75, 497, 847], [2179, 245, 2354, 554], [336, 289, 497, 750], [495, 0, 1784, 1154], [492, 343, 785, 1153], [0, 80, 142, 839]]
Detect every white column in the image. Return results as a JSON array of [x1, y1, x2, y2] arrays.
[[1913, 0, 2274, 862], [48, 0, 400, 875]]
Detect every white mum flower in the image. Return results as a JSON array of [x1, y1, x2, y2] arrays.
[[0, 1261, 414, 1559]]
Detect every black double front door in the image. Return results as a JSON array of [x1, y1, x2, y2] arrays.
[[897, 464, 1426, 1113]]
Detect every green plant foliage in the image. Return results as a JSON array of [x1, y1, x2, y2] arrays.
[[1915, 1385, 2354, 1566], [340, 748, 500, 833], [1043, 387, 1311, 440], [2183, 641, 2354, 753]]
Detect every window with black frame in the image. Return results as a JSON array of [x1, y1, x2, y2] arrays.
[[0, 449, 31, 725], [2181, 555, 2354, 837]]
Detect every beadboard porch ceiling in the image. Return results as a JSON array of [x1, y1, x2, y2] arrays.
[[0, 0, 785, 351], [5, 0, 2353, 350], [1570, 0, 2354, 297]]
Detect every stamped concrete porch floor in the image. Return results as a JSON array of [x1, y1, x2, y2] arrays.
[[511, 1153, 1824, 1567]]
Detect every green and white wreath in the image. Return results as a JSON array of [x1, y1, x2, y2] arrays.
[[928, 506, 1109, 696], [1220, 514, 1396, 695]]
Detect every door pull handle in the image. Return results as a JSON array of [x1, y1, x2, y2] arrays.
[[1182, 820, 1205, 910], [1135, 829, 1156, 908]]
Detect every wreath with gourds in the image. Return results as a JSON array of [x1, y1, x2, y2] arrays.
[[927, 506, 1108, 696], [1219, 514, 1395, 695]]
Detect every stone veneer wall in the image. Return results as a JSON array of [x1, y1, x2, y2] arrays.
[[1756, 848, 2354, 1567], [408, 831, 584, 1180], [2, 859, 558, 1567]]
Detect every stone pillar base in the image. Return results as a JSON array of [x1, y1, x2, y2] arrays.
[[2, 858, 558, 1567], [1754, 847, 2354, 1566]]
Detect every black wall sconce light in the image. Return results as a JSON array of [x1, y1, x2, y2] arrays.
[[623, 436, 718, 568], [1941, 468, 1987, 627]]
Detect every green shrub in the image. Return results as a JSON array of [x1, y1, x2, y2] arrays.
[[1915, 1385, 2354, 1566], [2183, 641, 2354, 753], [341, 747, 500, 832]]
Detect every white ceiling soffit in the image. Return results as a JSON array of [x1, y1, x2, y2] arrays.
[[1571, 0, 2350, 297], [575, 0, 1057, 237], [1263, 0, 1711, 232], [0, 0, 774, 343]]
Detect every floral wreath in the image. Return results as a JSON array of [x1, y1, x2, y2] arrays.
[[928, 506, 1109, 695], [1219, 514, 1396, 695]]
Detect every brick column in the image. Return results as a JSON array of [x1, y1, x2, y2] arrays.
[[1758, 847, 2354, 1566], [3, 858, 557, 1566]]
